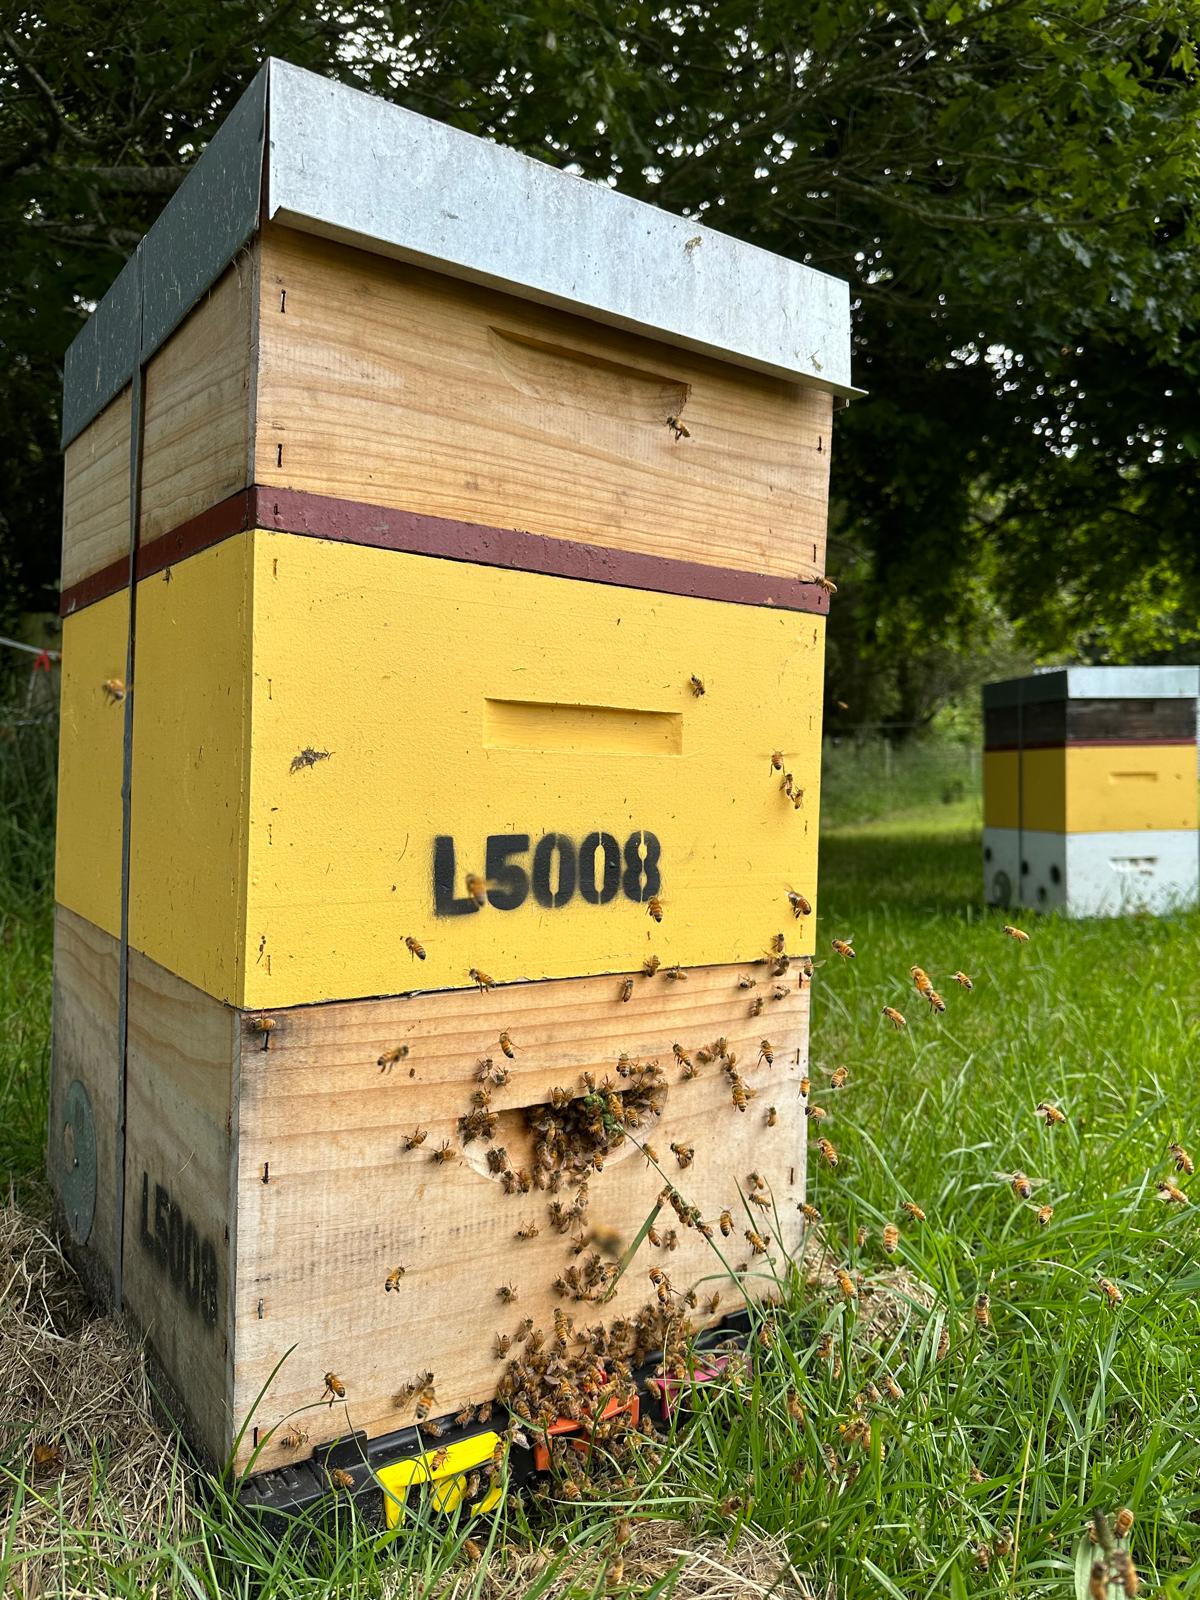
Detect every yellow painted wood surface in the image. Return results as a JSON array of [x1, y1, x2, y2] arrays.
[[59, 263, 253, 590], [984, 745, 1197, 833], [128, 538, 254, 1002], [255, 226, 833, 582], [233, 961, 809, 1472], [54, 592, 129, 938], [241, 530, 823, 1009]]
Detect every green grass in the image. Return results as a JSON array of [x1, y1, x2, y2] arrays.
[[5, 745, 1200, 1595]]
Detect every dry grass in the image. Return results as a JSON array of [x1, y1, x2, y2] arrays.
[[387, 1519, 827, 1600], [0, 1197, 194, 1598]]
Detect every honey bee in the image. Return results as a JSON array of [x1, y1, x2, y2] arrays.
[[478, 1058, 509, 1086], [516, 1220, 540, 1239], [816, 1137, 838, 1167], [377, 1044, 409, 1071], [402, 1126, 429, 1155], [560, 1477, 583, 1501], [719, 1209, 733, 1236], [432, 1140, 454, 1164], [832, 938, 855, 960], [1157, 1180, 1190, 1205], [815, 576, 837, 596], [882, 1375, 903, 1401], [952, 971, 974, 991], [1002, 924, 1030, 943], [429, 1447, 451, 1471], [1036, 1102, 1066, 1127], [642, 955, 661, 977], [670, 1142, 694, 1169], [405, 936, 426, 961], [494, 1333, 512, 1357], [792, 789, 805, 810], [1032, 1202, 1053, 1228], [647, 896, 664, 922], [925, 989, 946, 1013], [882, 1224, 899, 1253], [936, 1326, 950, 1360], [469, 968, 495, 990], [799, 1202, 821, 1222], [672, 1043, 691, 1068], [800, 1074, 811, 1097], [910, 966, 932, 995], [770, 751, 784, 772], [463, 872, 487, 907], [730, 1076, 755, 1112], [749, 996, 764, 1017], [828, 1065, 849, 1090], [787, 891, 813, 918], [384, 1266, 406, 1292], [31, 1440, 64, 1477], [549, 1085, 571, 1109], [882, 1007, 906, 1029], [745, 1229, 770, 1254], [249, 1013, 277, 1048], [1110, 1551, 1139, 1599], [974, 1292, 991, 1328], [1169, 1141, 1195, 1175], [901, 1202, 926, 1222], [323, 1372, 346, 1401], [618, 978, 634, 1002], [1097, 1277, 1123, 1307], [689, 674, 706, 697], [805, 1104, 827, 1121], [498, 1283, 519, 1302], [421, 1419, 446, 1439], [1114, 1507, 1135, 1538], [663, 963, 687, 980], [329, 1467, 355, 1490], [748, 1191, 771, 1210], [281, 1426, 309, 1450], [101, 676, 127, 703], [815, 1332, 834, 1361], [1009, 1171, 1033, 1200], [766, 1106, 778, 1127], [666, 414, 691, 440], [463, 1538, 483, 1564]]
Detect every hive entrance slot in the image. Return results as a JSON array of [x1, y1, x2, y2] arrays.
[[483, 698, 683, 756]]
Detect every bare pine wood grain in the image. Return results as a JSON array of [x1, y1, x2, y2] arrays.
[[255, 226, 833, 583], [232, 961, 811, 1471], [61, 389, 132, 595]]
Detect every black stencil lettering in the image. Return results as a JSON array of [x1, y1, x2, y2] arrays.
[[578, 831, 620, 904], [432, 835, 481, 917], [531, 833, 576, 908]]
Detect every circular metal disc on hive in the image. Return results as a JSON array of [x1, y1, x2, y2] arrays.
[[990, 870, 1012, 908], [60, 1079, 97, 1245]]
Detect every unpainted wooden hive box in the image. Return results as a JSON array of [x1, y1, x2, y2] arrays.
[[51, 59, 855, 1476]]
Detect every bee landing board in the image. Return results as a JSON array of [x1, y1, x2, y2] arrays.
[[982, 667, 1200, 917], [52, 60, 853, 1473]]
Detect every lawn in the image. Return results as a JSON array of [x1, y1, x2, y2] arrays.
[[4, 754, 1200, 1597]]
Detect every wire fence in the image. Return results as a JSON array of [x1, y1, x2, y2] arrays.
[[820, 732, 981, 828]]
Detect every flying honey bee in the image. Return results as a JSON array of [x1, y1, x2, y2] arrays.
[[832, 938, 855, 960], [405, 936, 426, 961], [974, 1292, 991, 1328], [766, 1106, 778, 1127], [882, 1224, 899, 1253], [828, 1065, 849, 1090], [469, 968, 495, 990], [901, 1201, 925, 1222], [799, 1202, 821, 1221], [1008, 1171, 1033, 1200], [1035, 1101, 1066, 1127], [800, 1074, 811, 1097], [787, 891, 813, 918], [666, 415, 691, 440], [689, 675, 706, 697], [323, 1372, 346, 1402], [745, 1229, 770, 1254], [1157, 1180, 1190, 1205], [1003, 924, 1030, 943], [1097, 1277, 1123, 1307], [759, 1039, 774, 1066], [748, 1190, 771, 1211], [816, 1137, 838, 1168], [329, 1467, 355, 1490], [516, 1220, 540, 1239], [403, 1126, 428, 1150], [377, 1044, 409, 1071], [770, 751, 784, 772], [719, 1209, 733, 1236], [1169, 1141, 1195, 1175], [815, 575, 837, 596], [100, 677, 127, 704], [618, 978, 634, 1002], [882, 1007, 906, 1029], [1037, 1204, 1054, 1227], [384, 1266, 406, 1292], [806, 1104, 827, 1121], [463, 873, 486, 907], [670, 1142, 694, 1168], [952, 971, 974, 990], [672, 1043, 691, 1068], [431, 1141, 455, 1164], [642, 955, 661, 977], [647, 896, 664, 922], [910, 967, 932, 995], [925, 989, 946, 1013]]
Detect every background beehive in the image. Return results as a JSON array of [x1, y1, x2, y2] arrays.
[[982, 667, 1199, 918], [51, 61, 853, 1473]]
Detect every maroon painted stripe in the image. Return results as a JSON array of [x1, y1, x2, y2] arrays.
[[984, 737, 1196, 753], [61, 486, 831, 618]]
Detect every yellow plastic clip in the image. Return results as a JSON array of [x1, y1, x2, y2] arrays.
[[378, 1432, 502, 1528]]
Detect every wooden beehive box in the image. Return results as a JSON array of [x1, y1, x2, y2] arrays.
[[983, 666, 1200, 917], [51, 60, 855, 1475]]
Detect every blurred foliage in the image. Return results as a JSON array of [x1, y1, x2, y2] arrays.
[[4, 1, 1200, 705]]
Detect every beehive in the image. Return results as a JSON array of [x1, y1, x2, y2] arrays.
[[983, 667, 1199, 917], [51, 59, 855, 1477]]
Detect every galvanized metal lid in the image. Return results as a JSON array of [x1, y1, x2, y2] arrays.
[[62, 59, 858, 447], [984, 666, 1200, 708]]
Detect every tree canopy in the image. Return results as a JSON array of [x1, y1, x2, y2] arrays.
[[4, 1, 1199, 720]]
